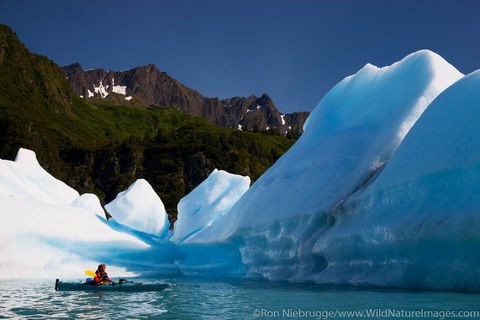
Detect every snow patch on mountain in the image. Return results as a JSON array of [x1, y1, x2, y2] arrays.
[[93, 81, 109, 98]]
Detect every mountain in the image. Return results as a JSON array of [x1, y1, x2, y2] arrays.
[[0, 24, 295, 223], [61, 63, 309, 136]]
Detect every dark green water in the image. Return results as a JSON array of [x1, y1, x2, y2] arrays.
[[1, 278, 479, 319]]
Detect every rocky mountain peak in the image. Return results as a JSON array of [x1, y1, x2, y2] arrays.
[[66, 62, 82, 72], [61, 63, 309, 135], [257, 93, 274, 105]]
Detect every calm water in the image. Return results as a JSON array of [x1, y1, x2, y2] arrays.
[[1, 278, 479, 319]]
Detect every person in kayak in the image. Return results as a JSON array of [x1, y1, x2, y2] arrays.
[[92, 264, 112, 285]]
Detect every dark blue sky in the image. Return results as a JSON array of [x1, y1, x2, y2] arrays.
[[1, 0, 479, 113]]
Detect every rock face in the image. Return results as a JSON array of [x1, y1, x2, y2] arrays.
[[62, 63, 309, 134]]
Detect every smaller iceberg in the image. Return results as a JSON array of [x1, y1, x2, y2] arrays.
[[105, 179, 170, 237], [171, 169, 250, 243], [0, 149, 178, 279]]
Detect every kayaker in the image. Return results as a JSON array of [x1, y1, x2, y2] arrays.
[[92, 264, 112, 285]]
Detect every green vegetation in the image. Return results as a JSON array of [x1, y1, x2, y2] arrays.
[[0, 24, 296, 223]]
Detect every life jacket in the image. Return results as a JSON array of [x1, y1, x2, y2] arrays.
[[93, 271, 110, 284]]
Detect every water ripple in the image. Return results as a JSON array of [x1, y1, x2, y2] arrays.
[[1, 279, 480, 319]]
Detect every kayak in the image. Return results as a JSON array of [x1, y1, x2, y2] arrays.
[[55, 279, 169, 292]]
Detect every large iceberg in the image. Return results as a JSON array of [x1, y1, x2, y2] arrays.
[[171, 169, 250, 243], [186, 50, 464, 281], [105, 179, 170, 237], [311, 70, 480, 291]]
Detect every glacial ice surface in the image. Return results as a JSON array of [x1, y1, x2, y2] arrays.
[[71, 193, 106, 218], [0, 148, 79, 205], [105, 179, 170, 237], [312, 70, 480, 291], [171, 169, 250, 244]]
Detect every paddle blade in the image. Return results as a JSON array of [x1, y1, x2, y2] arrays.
[[85, 270, 96, 278]]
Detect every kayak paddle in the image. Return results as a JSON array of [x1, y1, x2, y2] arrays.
[[85, 270, 97, 278]]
